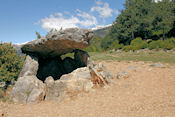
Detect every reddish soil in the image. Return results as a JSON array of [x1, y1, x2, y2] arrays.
[[0, 61, 175, 117]]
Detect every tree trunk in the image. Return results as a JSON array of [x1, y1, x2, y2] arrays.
[[132, 31, 135, 40], [163, 24, 165, 40]]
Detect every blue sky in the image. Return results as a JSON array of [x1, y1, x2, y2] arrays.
[[0, 0, 125, 44]]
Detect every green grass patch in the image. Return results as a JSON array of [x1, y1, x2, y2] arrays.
[[89, 51, 175, 64], [61, 52, 74, 60]]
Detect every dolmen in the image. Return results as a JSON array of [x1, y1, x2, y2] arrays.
[[11, 28, 114, 103]]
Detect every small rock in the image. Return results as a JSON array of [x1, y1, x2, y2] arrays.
[[122, 83, 130, 88], [0, 112, 4, 117], [117, 72, 129, 80], [148, 68, 152, 71], [127, 66, 138, 71], [0, 82, 6, 88], [151, 63, 164, 68], [139, 61, 145, 65], [116, 49, 122, 53]]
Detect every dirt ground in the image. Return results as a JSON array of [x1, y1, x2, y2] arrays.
[[0, 61, 175, 117]]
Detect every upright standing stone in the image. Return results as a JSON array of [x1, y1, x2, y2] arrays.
[[11, 76, 45, 103], [19, 54, 38, 77]]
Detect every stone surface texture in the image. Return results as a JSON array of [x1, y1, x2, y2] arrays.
[[11, 76, 45, 103], [45, 67, 93, 101], [19, 55, 38, 77], [21, 28, 93, 58]]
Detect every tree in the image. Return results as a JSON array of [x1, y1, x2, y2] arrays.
[[107, 0, 175, 46], [84, 36, 103, 52], [0, 43, 24, 87], [36, 32, 41, 39], [152, 0, 174, 40], [108, 0, 153, 45]]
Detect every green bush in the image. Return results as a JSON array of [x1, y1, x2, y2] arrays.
[[161, 38, 175, 50], [130, 37, 148, 50], [148, 40, 162, 50], [84, 36, 104, 52], [84, 45, 103, 52], [0, 43, 24, 86], [122, 38, 148, 51], [109, 40, 124, 50], [122, 45, 133, 52], [148, 38, 175, 50]]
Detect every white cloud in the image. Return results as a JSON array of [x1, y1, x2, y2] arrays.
[[40, 10, 98, 31], [76, 9, 98, 27], [41, 16, 79, 31], [91, 0, 119, 18], [56, 12, 63, 17], [154, 0, 162, 2], [38, 1, 119, 31]]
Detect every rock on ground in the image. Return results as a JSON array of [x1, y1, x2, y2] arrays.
[[151, 63, 165, 68], [0, 82, 6, 88], [117, 72, 129, 80]]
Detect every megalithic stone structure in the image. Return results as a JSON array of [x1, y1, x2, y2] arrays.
[[11, 28, 114, 103]]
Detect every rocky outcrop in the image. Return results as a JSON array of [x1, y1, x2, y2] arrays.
[[11, 28, 114, 103]]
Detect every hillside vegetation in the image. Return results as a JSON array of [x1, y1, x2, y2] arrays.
[[87, 0, 175, 52]]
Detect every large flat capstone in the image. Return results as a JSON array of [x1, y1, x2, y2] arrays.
[[21, 28, 93, 58]]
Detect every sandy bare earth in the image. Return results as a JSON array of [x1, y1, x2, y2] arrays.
[[0, 61, 175, 117]]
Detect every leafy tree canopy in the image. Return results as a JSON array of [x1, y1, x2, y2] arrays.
[[106, 0, 175, 46], [0, 43, 24, 87]]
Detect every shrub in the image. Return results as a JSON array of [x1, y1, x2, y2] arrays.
[[148, 40, 162, 50], [84, 36, 104, 52], [84, 45, 103, 52], [109, 40, 124, 50], [101, 34, 113, 50], [130, 37, 148, 50], [161, 38, 175, 50], [122, 37, 148, 52], [122, 45, 133, 52], [0, 43, 24, 87], [148, 38, 175, 50]]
